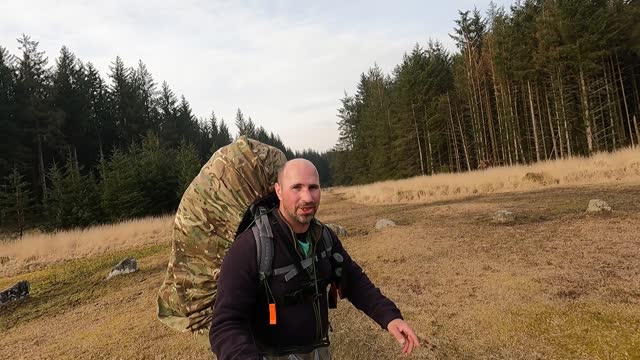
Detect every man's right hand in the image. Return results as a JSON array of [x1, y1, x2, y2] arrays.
[[387, 318, 420, 355]]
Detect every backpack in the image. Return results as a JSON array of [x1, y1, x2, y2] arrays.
[[156, 137, 287, 342]]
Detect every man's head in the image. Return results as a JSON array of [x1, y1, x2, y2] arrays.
[[274, 158, 321, 233]]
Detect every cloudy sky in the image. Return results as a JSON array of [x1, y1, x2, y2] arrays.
[[1, 0, 512, 152]]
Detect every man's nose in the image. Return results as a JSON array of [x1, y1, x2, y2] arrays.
[[300, 187, 313, 203]]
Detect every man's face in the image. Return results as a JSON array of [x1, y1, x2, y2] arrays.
[[275, 160, 321, 232]]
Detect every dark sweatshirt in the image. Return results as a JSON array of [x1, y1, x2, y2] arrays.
[[209, 210, 402, 359]]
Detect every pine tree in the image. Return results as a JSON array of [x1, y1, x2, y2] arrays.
[[234, 108, 246, 137], [46, 154, 101, 229], [0, 47, 20, 179], [15, 35, 66, 205], [217, 118, 233, 148], [176, 140, 201, 198], [0, 167, 32, 237]]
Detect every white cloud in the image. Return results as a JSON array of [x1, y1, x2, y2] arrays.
[[1, 0, 502, 151]]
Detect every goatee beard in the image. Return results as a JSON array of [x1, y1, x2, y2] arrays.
[[287, 206, 315, 226]]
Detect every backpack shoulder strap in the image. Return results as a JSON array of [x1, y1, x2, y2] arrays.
[[318, 224, 335, 260], [252, 206, 274, 282]]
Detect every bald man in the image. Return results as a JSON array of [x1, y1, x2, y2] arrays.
[[210, 159, 419, 360]]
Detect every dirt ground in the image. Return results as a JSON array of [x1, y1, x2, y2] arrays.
[[1, 183, 639, 359]]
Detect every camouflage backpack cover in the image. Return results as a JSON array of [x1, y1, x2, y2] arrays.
[[157, 136, 287, 340]]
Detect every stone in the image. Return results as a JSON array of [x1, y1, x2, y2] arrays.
[[375, 219, 396, 229], [522, 172, 558, 185], [325, 223, 348, 237], [492, 210, 516, 224], [106, 257, 138, 280], [0, 280, 30, 306], [587, 199, 612, 213]]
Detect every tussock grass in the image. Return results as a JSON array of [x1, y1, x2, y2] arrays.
[[0, 215, 173, 277], [333, 147, 640, 205], [0, 244, 168, 332]]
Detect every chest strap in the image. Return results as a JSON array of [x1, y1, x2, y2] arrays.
[[272, 227, 335, 282]]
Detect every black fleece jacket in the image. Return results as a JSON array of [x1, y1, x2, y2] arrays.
[[209, 210, 402, 359]]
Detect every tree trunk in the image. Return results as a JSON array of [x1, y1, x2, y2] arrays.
[[551, 74, 565, 158], [412, 104, 425, 175], [501, 79, 514, 165], [579, 64, 594, 154], [455, 105, 471, 172], [615, 52, 634, 147], [635, 115, 640, 148], [535, 83, 548, 160], [545, 88, 558, 159], [603, 59, 617, 150], [447, 94, 462, 172], [611, 57, 628, 144], [557, 69, 572, 157], [527, 80, 541, 162], [507, 81, 522, 163], [427, 130, 434, 174], [36, 121, 47, 203]]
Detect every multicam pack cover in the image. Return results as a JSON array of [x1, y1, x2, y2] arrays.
[[157, 136, 287, 340]]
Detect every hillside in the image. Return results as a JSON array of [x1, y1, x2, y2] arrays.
[[1, 156, 640, 359]]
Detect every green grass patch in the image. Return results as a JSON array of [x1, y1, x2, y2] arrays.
[[0, 243, 169, 332]]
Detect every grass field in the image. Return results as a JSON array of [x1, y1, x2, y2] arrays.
[[1, 150, 640, 359]]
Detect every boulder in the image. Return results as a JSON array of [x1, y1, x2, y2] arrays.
[[375, 219, 396, 229], [0, 280, 30, 306], [522, 172, 558, 185], [325, 223, 348, 237], [492, 210, 516, 224], [587, 199, 612, 213], [106, 257, 138, 280]]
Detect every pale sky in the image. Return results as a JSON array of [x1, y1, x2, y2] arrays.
[[1, 0, 512, 152]]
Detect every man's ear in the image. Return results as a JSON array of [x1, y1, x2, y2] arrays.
[[274, 182, 282, 200]]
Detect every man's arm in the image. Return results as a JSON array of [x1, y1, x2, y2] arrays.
[[330, 231, 420, 354], [210, 231, 261, 360], [330, 231, 403, 329]]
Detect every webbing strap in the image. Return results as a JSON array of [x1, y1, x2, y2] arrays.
[[254, 207, 274, 281], [272, 258, 315, 282], [270, 225, 335, 282], [255, 221, 337, 283]]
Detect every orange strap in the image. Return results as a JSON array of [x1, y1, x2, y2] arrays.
[[269, 303, 277, 325]]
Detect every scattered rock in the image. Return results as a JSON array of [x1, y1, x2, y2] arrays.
[[375, 219, 396, 229], [0, 280, 30, 306], [477, 159, 492, 170], [492, 210, 516, 224], [522, 172, 558, 185], [325, 223, 348, 237], [106, 258, 138, 280], [587, 199, 612, 213]]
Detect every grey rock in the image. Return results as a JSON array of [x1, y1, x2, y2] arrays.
[[587, 199, 612, 213], [522, 172, 558, 185], [492, 210, 516, 224], [375, 219, 396, 229], [106, 257, 138, 280], [0, 280, 30, 306], [325, 223, 348, 237]]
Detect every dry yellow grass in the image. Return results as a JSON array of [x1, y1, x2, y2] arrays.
[[334, 147, 640, 204], [0, 215, 173, 277], [1, 184, 638, 359]]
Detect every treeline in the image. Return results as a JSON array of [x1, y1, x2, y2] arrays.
[[0, 36, 328, 235], [330, 0, 640, 185]]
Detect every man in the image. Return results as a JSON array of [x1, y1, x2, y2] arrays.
[[210, 159, 419, 359]]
